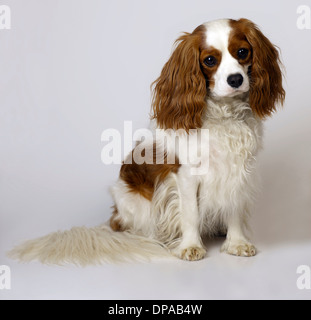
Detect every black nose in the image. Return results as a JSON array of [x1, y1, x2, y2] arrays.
[[227, 73, 244, 88]]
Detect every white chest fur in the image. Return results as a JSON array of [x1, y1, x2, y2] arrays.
[[173, 98, 264, 234]]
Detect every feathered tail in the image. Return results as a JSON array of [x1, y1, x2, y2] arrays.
[[8, 224, 171, 266]]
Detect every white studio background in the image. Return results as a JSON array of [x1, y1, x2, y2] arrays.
[[0, 0, 311, 300]]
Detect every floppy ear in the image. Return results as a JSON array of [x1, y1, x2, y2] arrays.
[[239, 19, 285, 118], [152, 27, 207, 132]]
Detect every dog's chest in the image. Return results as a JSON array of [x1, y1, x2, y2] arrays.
[[207, 117, 261, 164], [194, 115, 262, 213]]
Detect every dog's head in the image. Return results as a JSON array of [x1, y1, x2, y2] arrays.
[[152, 18, 285, 131]]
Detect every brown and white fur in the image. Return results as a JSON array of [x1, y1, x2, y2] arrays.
[[9, 18, 285, 265]]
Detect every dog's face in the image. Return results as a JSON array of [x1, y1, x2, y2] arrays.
[[152, 18, 285, 131], [200, 19, 251, 98]]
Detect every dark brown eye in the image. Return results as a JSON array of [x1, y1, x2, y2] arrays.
[[204, 56, 217, 67], [237, 48, 249, 60]]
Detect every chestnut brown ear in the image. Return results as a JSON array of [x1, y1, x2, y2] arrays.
[[237, 19, 285, 118], [151, 26, 207, 132]]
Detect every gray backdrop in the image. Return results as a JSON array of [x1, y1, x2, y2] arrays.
[[1, 0, 310, 299]]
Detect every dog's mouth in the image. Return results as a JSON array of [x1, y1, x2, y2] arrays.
[[210, 88, 249, 100], [226, 88, 249, 97]]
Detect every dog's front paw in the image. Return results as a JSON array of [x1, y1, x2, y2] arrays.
[[221, 240, 256, 257], [173, 246, 206, 261]]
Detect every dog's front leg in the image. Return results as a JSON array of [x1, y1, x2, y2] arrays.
[[172, 168, 206, 261], [221, 211, 256, 257]]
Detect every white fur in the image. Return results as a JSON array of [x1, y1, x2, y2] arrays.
[[111, 94, 262, 260], [205, 20, 250, 98], [110, 20, 261, 260], [8, 225, 170, 265], [9, 19, 264, 264]]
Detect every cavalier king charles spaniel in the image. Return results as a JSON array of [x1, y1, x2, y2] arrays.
[[10, 18, 285, 265]]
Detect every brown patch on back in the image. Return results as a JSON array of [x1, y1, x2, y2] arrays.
[[120, 143, 180, 201]]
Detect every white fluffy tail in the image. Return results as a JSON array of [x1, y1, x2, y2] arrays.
[[8, 225, 171, 266]]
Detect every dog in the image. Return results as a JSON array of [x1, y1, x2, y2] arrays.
[[9, 18, 285, 265]]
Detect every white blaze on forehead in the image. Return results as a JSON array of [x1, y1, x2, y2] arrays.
[[203, 19, 231, 50], [202, 19, 250, 98]]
